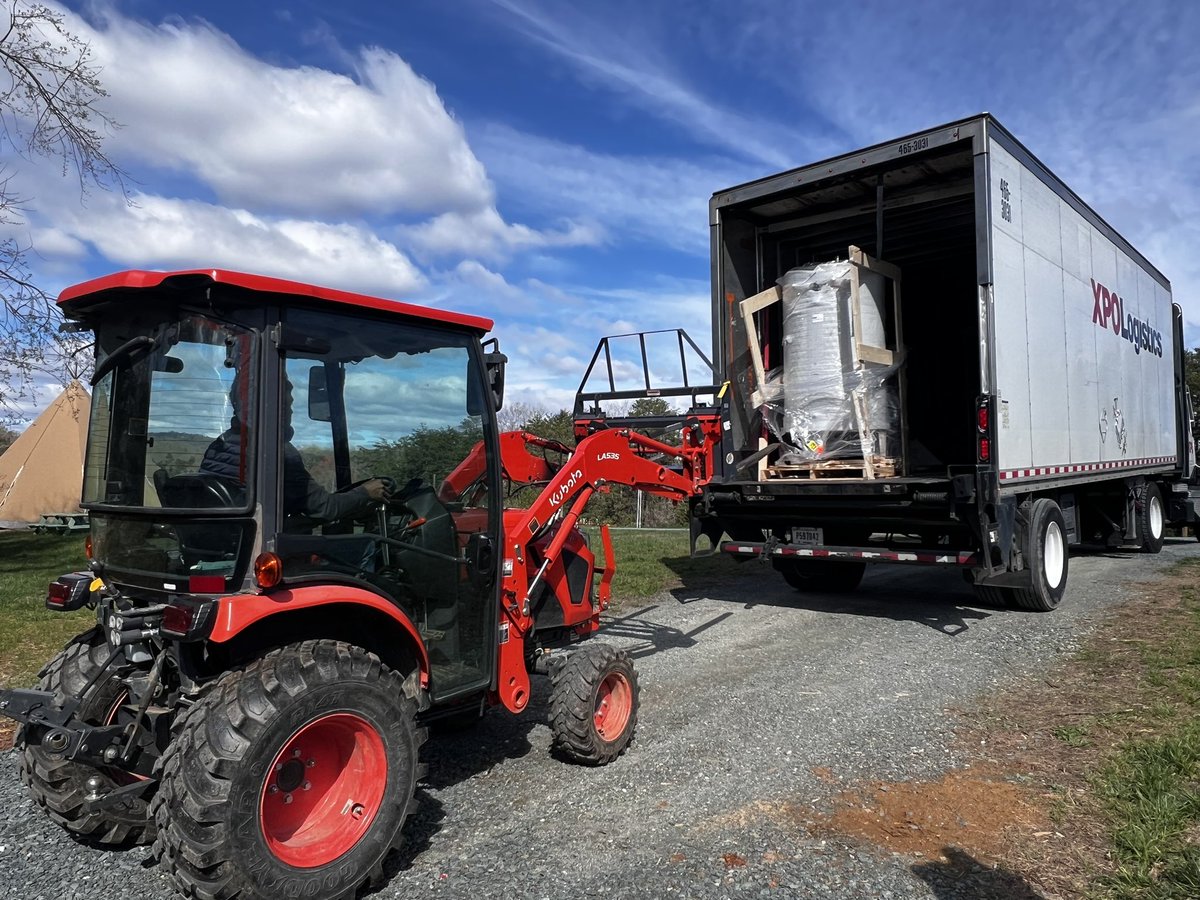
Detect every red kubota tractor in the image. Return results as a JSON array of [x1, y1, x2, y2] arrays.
[[0, 270, 722, 900]]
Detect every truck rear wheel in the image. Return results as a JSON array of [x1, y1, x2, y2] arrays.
[[152, 641, 426, 900], [1017, 498, 1068, 611], [549, 643, 638, 766], [1138, 482, 1166, 554], [17, 633, 154, 846], [773, 559, 866, 593]]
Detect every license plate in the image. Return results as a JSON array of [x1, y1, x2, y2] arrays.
[[789, 527, 823, 546]]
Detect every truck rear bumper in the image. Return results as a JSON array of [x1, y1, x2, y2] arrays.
[[722, 539, 980, 567]]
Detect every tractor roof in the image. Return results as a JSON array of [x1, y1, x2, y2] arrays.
[[57, 268, 494, 333]]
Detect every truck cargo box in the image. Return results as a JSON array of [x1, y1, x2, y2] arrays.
[[691, 113, 1196, 608]]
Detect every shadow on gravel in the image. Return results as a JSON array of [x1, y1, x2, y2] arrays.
[[600, 603, 734, 660], [374, 788, 446, 890], [667, 561, 996, 636], [911, 846, 1045, 899]]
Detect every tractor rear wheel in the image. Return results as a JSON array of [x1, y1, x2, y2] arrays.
[[17, 632, 154, 846], [549, 643, 638, 766], [152, 641, 426, 900]]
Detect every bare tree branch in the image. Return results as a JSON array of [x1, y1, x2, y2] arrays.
[[0, 1, 125, 416]]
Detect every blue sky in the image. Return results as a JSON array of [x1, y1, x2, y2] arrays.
[[8, 0, 1200, 418]]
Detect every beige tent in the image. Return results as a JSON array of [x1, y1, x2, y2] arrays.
[[0, 381, 90, 524]]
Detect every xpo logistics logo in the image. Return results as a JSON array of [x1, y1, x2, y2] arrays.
[[1091, 278, 1163, 358]]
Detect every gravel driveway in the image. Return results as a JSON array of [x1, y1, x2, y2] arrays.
[[3, 538, 1197, 899]]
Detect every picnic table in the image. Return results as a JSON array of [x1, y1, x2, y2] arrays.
[[32, 513, 89, 534]]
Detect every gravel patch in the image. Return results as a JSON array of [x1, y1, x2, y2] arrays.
[[1, 537, 1195, 899]]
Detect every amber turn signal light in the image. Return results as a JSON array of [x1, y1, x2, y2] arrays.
[[254, 552, 283, 589]]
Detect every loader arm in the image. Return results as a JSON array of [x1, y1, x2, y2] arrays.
[[494, 419, 721, 711]]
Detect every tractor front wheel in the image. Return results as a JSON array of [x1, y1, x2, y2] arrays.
[[17, 632, 154, 846], [549, 643, 638, 766], [153, 641, 426, 900]]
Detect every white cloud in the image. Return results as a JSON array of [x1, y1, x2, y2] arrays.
[[68, 9, 493, 219], [403, 206, 603, 259], [55, 191, 425, 296], [477, 125, 752, 257], [486, 0, 828, 170]]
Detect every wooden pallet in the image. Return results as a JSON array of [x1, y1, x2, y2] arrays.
[[766, 456, 897, 480]]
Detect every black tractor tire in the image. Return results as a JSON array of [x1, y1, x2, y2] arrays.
[[1138, 481, 1166, 554], [1015, 498, 1068, 611], [17, 632, 155, 846], [773, 558, 866, 593], [549, 643, 638, 766], [152, 641, 426, 900]]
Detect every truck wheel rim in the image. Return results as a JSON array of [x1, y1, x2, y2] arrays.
[[1043, 521, 1065, 590], [259, 713, 387, 868], [1150, 496, 1164, 539], [594, 671, 632, 740]]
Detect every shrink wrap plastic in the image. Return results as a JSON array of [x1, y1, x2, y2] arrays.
[[765, 261, 900, 463]]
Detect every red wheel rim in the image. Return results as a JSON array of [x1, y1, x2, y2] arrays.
[[259, 713, 388, 868], [593, 671, 632, 740]]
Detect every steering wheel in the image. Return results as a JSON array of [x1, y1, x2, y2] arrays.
[[192, 473, 238, 507], [334, 475, 398, 495]]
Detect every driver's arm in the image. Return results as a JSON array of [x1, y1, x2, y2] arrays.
[[283, 445, 386, 521]]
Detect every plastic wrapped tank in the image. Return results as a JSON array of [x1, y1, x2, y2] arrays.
[[778, 261, 898, 462]]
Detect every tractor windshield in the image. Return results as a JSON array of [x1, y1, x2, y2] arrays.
[[82, 310, 260, 591]]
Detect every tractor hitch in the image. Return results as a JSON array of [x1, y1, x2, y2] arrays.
[[0, 687, 148, 773]]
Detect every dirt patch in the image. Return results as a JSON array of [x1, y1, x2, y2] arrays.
[[0, 719, 14, 751], [806, 562, 1199, 897], [816, 766, 1046, 864]]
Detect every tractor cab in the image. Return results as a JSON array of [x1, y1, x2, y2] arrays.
[[66, 269, 504, 700]]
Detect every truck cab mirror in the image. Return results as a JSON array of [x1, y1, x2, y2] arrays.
[[307, 364, 331, 422]]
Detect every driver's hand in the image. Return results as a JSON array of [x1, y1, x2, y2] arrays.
[[364, 478, 392, 502]]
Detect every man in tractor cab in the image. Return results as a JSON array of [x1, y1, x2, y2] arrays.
[[201, 374, 391, 523]]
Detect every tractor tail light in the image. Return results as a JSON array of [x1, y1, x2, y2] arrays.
[[46, 573, 91, 611], [254, 552, 283, 589], [161, 598, 217, 640]]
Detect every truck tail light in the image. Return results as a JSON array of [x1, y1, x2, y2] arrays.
[[976, 396, 993, 464]]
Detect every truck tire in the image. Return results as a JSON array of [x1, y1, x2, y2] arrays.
[[1014, 498, 1068, 611], [549, 643, 638, 766], [773, 559, 866, 593], [1138, 482, 1166, 554], [17, 632, 154, 846], [152, 641, 426, 900]]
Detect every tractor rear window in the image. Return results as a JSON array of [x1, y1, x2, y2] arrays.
[[83, 314, 258, 511]]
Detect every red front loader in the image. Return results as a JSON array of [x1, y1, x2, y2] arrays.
[[0, 270, 720, 900]]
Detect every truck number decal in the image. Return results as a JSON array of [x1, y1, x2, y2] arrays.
[[897, 136, 929, 155]]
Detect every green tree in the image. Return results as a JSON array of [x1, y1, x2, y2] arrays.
[[0, 423, 15, 454]]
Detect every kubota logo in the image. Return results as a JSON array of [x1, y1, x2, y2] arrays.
[[1090, 278, 1163, 358], [597, 452, 620, 461], [549, 469, 584, 507]]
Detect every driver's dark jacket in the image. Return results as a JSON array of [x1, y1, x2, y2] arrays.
[[201, 424, 371, 521]]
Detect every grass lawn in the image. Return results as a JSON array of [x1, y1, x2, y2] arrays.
[[583, 527, 738, 604], [0, 527, 737, 690], [0, 531, 92, 688]]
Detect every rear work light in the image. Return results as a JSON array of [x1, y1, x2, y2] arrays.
[[46, 573, 92, 611]]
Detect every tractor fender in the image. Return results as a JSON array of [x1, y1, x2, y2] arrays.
[[208, 585, 430, 686]]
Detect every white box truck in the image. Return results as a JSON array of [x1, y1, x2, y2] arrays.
[[581, 114, 1197, 610]]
